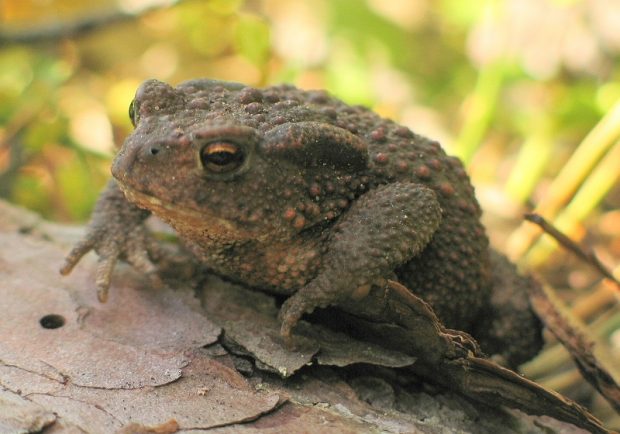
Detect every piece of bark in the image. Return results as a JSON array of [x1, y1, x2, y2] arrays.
[[200, 275, 417, 377], [0, 231, 220, 389], [0, 387, 56, 433], [331, 281, 613, 434], [0, 199, 611, 433], [529, 283, 620, 413], [0, 203, 281, 432], [206, 274, 611, 433]]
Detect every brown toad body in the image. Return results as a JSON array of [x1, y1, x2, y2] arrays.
[[62, 79, 543, 367]]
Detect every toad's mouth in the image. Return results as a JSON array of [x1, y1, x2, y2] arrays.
[[117, 182, 255, 242], [117, 182, 202, 219]]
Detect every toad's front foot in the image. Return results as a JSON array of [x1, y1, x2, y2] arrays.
[[278, 295, 310, 341], [60, 180, 163, 302], [61, 224, 164, 302]]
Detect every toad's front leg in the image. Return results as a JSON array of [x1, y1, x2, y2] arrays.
[[278, 182, 442, 338]]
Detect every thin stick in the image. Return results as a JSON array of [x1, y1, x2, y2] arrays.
[[524, 212, 619, 287]]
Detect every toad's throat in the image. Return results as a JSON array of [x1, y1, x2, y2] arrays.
[[117, 182, 255, 243]]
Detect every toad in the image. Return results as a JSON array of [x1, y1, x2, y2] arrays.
[[61, 79, 542, 367]]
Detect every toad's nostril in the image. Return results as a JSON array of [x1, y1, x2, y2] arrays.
[[150, 146, 160, 155]]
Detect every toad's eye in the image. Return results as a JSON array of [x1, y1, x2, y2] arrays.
[[129, 99, 139, 127], [200, 142, 245, 173]]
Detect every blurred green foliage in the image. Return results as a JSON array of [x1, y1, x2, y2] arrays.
[[1, 0, 617, 222]]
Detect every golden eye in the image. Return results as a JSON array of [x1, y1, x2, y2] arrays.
[[128, 99, 139, 127], [200, 142, 245, 173]]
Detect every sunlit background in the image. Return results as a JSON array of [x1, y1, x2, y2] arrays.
[[1, 0, 619, 427]]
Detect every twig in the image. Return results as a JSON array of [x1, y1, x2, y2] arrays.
[[0, 0, 186, 45], [524, 212, 620, 287]]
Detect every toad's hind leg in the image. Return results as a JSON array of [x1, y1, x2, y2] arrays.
[[471, 250, 544, 368], [278, 182, 443, 339]]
